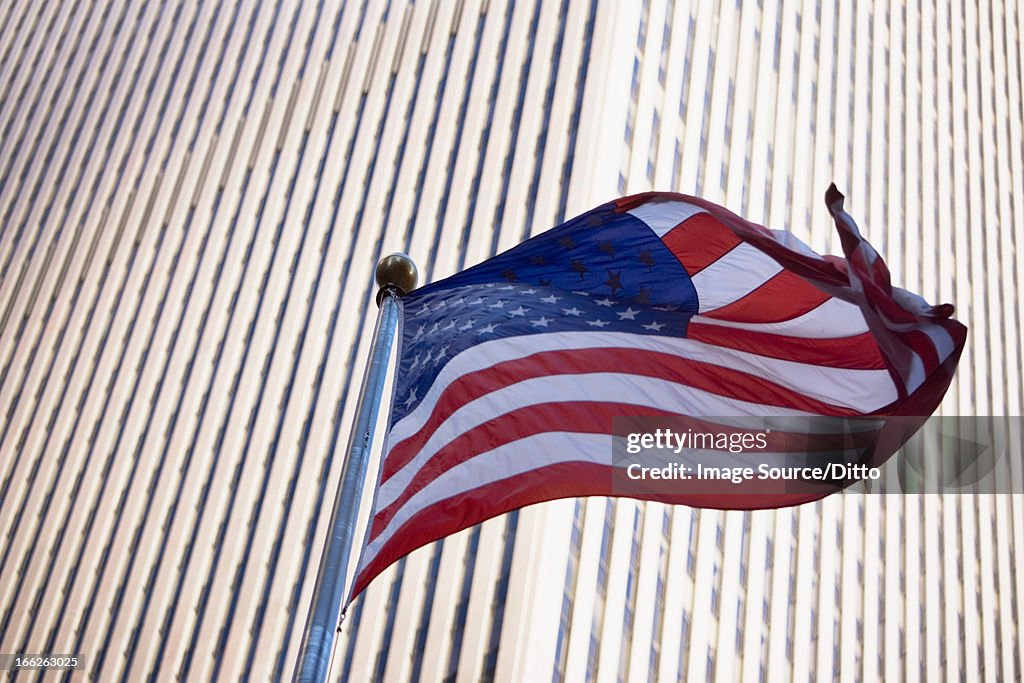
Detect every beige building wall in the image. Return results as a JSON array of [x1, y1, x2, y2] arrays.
[[0, 1, 1021, 681]]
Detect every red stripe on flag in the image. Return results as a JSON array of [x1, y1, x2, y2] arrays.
[[661, 213, 743, 275], [901, 329, 940, 372], [698, 269, 832, 323], [352, 462, 830, 599], [686, 322, 887, 370]]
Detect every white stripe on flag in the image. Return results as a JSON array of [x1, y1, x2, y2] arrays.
[[690, 242, 785, 312], [905, 353, 927, 394], [923, 325, 956, 363], [690, 297, 869, 337], [628, 200, 707, 237], [767, 229, 828, 259]]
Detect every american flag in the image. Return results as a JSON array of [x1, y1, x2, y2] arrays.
[[348, 186, 966, 599]]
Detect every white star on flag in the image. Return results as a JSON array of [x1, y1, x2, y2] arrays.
[[402, 388, 418, 408], [434, 344, 450, 363]]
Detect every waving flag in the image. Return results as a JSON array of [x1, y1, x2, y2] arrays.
[[348, 186, 966, 599]]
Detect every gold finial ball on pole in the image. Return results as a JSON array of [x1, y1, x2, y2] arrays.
[[375, 252, 418, 304]]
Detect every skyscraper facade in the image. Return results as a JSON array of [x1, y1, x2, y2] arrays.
[[0, 1, 1021, 681]]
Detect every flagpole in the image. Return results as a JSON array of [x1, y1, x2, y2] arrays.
[[294, 253, 418, 683]]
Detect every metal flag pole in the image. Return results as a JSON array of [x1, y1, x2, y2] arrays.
[[294, 253, 418, 683]]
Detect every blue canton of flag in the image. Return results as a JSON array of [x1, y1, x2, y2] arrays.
[[393, 203, 697, 422]]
